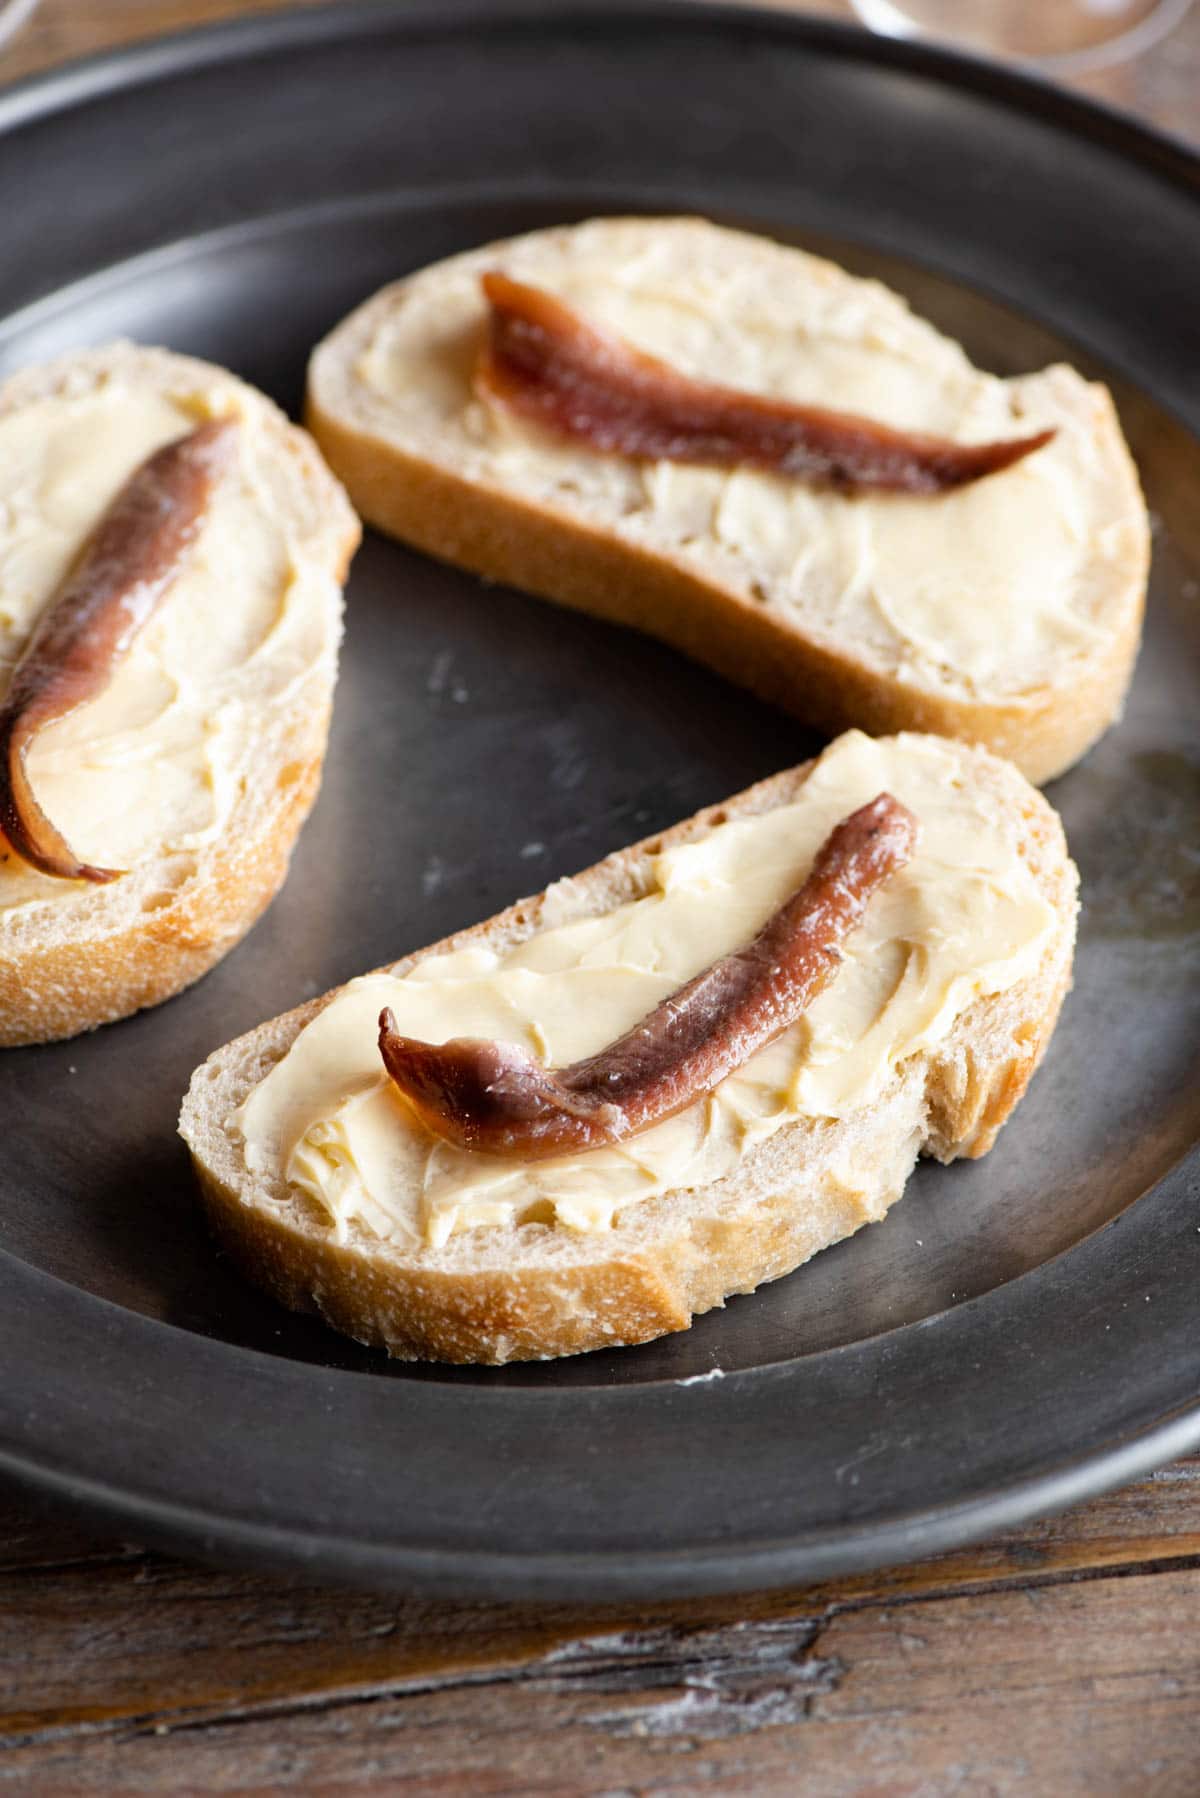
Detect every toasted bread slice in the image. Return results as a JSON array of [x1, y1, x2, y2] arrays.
[[0, 343, 359, 1044], [306, 217, 1148, 786], [180, 732, 1077, 1364]]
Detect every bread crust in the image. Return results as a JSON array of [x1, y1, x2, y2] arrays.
[[306, 218, 1149, 787], [0, 345, 360, 1045], [0, 744, 325, 1046], [181, 738, 1078, 1364]]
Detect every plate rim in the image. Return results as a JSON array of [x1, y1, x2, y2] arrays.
[[2, 0, 1199, 185], [4, 1226, 1200, 1598], [4, 1373, 1200, 1600]]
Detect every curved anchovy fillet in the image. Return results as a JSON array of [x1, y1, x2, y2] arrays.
[[478, 271, 1055, 495], [0, 418, 237, 883], [380, 792, 918, 1160]]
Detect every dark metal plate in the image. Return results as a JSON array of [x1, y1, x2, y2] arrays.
[[0, 1, 1197, 1597]]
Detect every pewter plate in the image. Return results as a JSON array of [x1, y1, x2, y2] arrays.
[[0, 1, 1197, 1597]]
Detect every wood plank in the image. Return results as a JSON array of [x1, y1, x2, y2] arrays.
[[0, 0, 325, 83], [1, 1461, 1198, 1742], [2, 1565, 1196, 1793]]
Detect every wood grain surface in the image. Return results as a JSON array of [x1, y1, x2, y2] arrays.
[[2, 3, 1198, 1793], [3, 1463, 1200, 1793]]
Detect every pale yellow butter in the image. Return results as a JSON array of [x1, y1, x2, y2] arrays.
[[234, 732, 1056, 1248], [0, 380, 335, 913]]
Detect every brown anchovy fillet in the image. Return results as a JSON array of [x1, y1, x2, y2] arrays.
[[380, 792, 918, 1160], [0, 419, 237, 883], [478, 271, 1055, 495]]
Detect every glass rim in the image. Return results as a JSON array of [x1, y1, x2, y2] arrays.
[[848, 0, 1194, 78]]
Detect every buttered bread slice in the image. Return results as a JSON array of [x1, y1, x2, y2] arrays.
[[0, 344, 359, 1044], [307, 217, 1148, 785], [180, 731, 1078, 1364]]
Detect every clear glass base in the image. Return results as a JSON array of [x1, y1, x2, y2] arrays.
[[849, 0, 1192, 74], [0, 0, 40, 55]]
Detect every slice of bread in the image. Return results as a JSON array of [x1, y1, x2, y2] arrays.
[[0, 344, 359, 1044], [180, 733, 1077, 1365], [307, 216, 1148, 786]]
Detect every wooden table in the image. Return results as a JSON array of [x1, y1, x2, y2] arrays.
[[2, 4, 1198, 1792]]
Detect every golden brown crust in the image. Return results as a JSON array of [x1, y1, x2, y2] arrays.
[[181, 738, 1078, 1364], [0, 729, 326, 1047], [195, 1154, 695, 1363], [306, 399, 1144, 788]]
